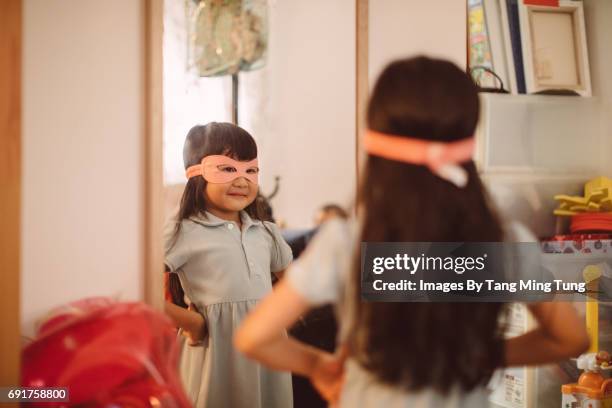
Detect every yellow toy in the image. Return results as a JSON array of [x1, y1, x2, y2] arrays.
[[554, 177, 612, 216], [584, 265, 602, 353]]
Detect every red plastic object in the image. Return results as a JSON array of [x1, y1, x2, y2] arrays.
[[545, 233, 612, 242], [22, 298, 191, 408], [570, 213, 612, 234], [523, 0, 559, 6]]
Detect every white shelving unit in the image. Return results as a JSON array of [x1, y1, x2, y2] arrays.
[[480, 1, 612, 407]]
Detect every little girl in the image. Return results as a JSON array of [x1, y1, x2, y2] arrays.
[[163, 122, 293, 408], [235, 57, 590, 407]]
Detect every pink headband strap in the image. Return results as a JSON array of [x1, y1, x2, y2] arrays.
[[363, 130, 475, 187], [186, 166, 203, 179]]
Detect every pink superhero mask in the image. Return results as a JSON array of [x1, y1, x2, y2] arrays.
[[185, 155, 259, 185]]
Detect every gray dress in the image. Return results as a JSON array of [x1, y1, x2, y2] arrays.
[[164, 211, 294, 408]]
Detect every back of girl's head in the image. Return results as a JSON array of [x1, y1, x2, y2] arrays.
[[367, 56, 479, 142], [362, 55, 501, 243], [351, 56, 505, 393]]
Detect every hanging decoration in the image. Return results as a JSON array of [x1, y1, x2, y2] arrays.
[[187, 0, 268, 77]]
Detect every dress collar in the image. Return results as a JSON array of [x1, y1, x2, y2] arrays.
[[240, 210, 263, 229], [189, 210, 263, 229]]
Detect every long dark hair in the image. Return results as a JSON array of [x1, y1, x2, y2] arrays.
[[348, 57, 506, 393], [166, 122, 272, 307]]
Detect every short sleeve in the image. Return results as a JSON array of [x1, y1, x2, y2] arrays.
[[264, 221, 294, 272], [163, 220, 194, 273], [286, 218, 353, 306]]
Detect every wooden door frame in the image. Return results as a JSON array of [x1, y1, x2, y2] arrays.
[[356, 0, 368, 198], [143, 0, 165, 310], [0, 0, 22, 393]]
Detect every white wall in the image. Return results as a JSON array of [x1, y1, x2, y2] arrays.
[[369, 0, 467, 85], [22, 0, 144, 337], [238, 0, 357, 229]]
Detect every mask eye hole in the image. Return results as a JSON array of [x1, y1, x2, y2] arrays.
[[246, 167, 259, 175], [218, 165, 237, 173]]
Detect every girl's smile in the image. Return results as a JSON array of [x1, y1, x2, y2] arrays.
[[205, 175, 258, 222], [227, 190, 249, 197]]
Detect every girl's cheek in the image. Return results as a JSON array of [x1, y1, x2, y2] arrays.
[[205, 185, 226, 204], [249, 187, 258, 202]]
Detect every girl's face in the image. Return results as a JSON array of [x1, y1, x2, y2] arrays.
[[204, 171, 258, 214]]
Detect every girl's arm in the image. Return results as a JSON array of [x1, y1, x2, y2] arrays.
[[234, 279, 345, 401], [504, 302, 589, 366], [235, 278, 321, 374], [164, 301, 207, 344]]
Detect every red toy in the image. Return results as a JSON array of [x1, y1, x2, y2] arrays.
[[22, 298, 191, 407]]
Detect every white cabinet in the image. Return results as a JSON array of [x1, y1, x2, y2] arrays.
[[476, 94, 605, 176]]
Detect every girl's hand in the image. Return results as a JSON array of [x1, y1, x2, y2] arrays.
[[183, 303, 207, 346], [308, 351, 346, 404]]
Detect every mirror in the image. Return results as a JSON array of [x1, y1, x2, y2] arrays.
[[162, 0, 357, 229]]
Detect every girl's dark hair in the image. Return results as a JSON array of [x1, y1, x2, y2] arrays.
[[166, 122, 272, 307], [349, 56, 506, 393]]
